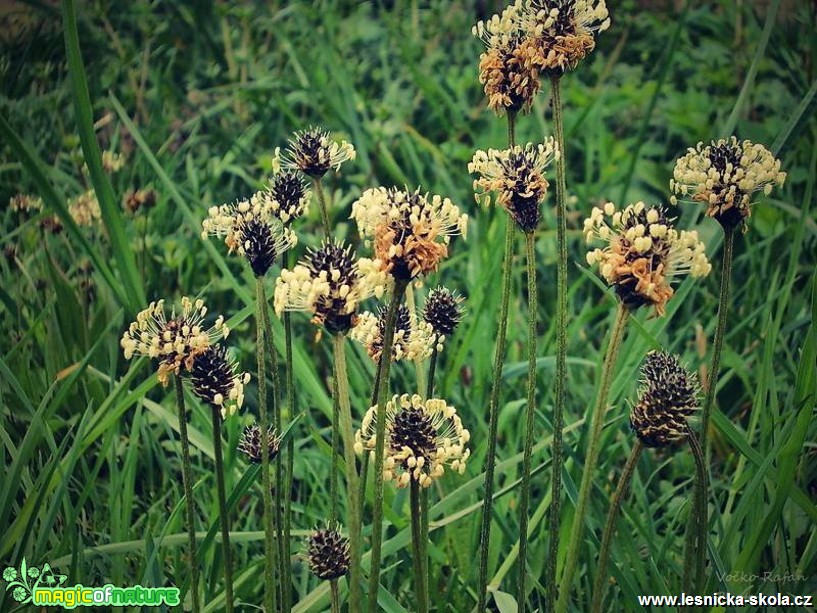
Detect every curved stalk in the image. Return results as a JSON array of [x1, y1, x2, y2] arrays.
[[546, 73, 569, 613], [410, 479, 429, 613], [174, 376, 201, 613], [333, 334, 363, 612], [313, 177, 332, 238], [557, 302, 629, 613], [516, 232, 538, 611], [476, 111, 517, 613], [256, 278, 278, 613], [590, 440, 643, 612], [210, 406, 234, 613], [367, 279, 409, 612]]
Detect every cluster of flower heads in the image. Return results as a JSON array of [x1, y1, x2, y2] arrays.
[[473, 0, 609, 114], [469, 139, 559, 233], [355, 394, 470, 488], [274, 240, 388, 334], [306, 523, 350, 580], [670, 136, 786, 230], [351, 187, 467, 281], [202, 196, 297, 278], [120, 297, 228, 384], [281, 127, 356, 179], [350, 304, 435, 362], [584, 201, 711, 315], [630, 351, 700, 448]]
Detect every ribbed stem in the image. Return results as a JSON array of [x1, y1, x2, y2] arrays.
[[210, 406, 234, 613], [333, 333, 363, 612], [516, 232, 538, 611], [283, 305, 295, 608], [330, 373, 340, 524], [546, 73, 569, 613], [590, 440, 644, 613], [410, 479, 429, 613], [557, 302, 629, 613], [330, 579, 341, 613], [476, 111, 516, 613], [367, 279, 409, 613], [256, 278, 277, 613], [685, 428, 708, 594], [174, 376, 200, 613], [313, 177, 332, 238]]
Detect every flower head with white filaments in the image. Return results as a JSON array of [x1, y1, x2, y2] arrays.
[[630, 351, 700, 448], [469, 140, 559, 233], [254, 170, 310, 224], [238, 423, 281, 463], [202, 196, 296, 277], [521, 0, 611, 77], [355, 394, 470, 489], [282, 127, 356, 179], [190, 345, 250, 418], [350, 304, 435, 362], [120, 297, 229, 386], [351, 187, 467, 281], [273, 240, 388, 334], [473, 2, 541, 115], [584, 201, 711, 315], [306, 523, 351, 580], [670, 136, 786, 230]]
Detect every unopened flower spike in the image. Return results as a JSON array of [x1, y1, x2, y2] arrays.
[[630, 351, 700, 447], [469, 139, 559, 233], [583, 201, 712, 315], [238, 423, 281, 463], [202, 196, 297, 277], [120, 297, 229, 386], [282, 127, 356, 179], [273, 239, 389, 334], [254, 170, 311, 225], [473, 2, 541, 115], [350, 304, 435, 362], [306, 523, 351, 580], [422, 286, 465, 350], [190, 345, 250, 419], [351, 186, 467, 281], [355, 394, 470, 489], [670, 136, 786, 231], [521, 0, 611, 77]]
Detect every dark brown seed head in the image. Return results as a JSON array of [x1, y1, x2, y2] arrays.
[[238, 423, 280, 463], [306, 241, 360, 334], [307, 525, 350, 580], [422, 286, 464, 338], [269, 170, 308, 223], [389, 406, 437, 467]]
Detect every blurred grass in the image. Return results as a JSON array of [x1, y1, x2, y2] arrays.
[[1, 0, 816, 611]]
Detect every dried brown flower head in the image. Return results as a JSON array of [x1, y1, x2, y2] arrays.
[[306, 524, 351, 580]]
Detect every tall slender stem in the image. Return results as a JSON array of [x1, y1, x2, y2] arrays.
[[367, 279, 409, 613], [313, 177, 332, 238], [547, 74, 570, 613], [590, 440, 643, 613], [330, 374, 340, 523], [685, 428, 708, 594], [425, 346, 438, 400], [330, 579, 341, 613], [256, 278, 277, 613], [174, 376, 201, 613], [283, 293, 295, 608], [557, 302, 629, 613], [516, 232, 538, 611], [476, 111, 516, 613], [333, 334, 363, 612], [210, 406, 234, 613], [410, 479, 429, 613]]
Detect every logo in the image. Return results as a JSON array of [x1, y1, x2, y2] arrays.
[[3, 559, 180, 609]]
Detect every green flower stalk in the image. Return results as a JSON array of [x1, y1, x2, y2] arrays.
[[307, 523, 351, 613], [351, 185, 466, 611], [121, 297, 232, 613], [591, 351, 700, 611], [190, 345, 250, 613], [559, 202, 711, 611], [670, 137, 785, 587]]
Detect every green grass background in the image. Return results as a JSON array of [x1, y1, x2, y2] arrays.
[[1, 0, 816, 610]]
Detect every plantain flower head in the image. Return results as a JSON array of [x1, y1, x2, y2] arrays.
[[282, 127, 356, 178], [306, 523, 350, 581], [190, 345, 250, 418], [584, 201, 711, 315], [254, 170, 310, 224], [238, 423, 281, 463], [469, 140, 559, 233], [273, 240, 388, 334], [422, 286, 465, 350], [670, 136, 786, 230], [120, 297, 229, 386], [473, 2, 542, 115], [351, 187, 467, 281], [350, 305, 435, 362], [202, 196, 296, 277], [630, 351, 700, 447], [355, 394, 470, 488], [69, 190, 102, 227]]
